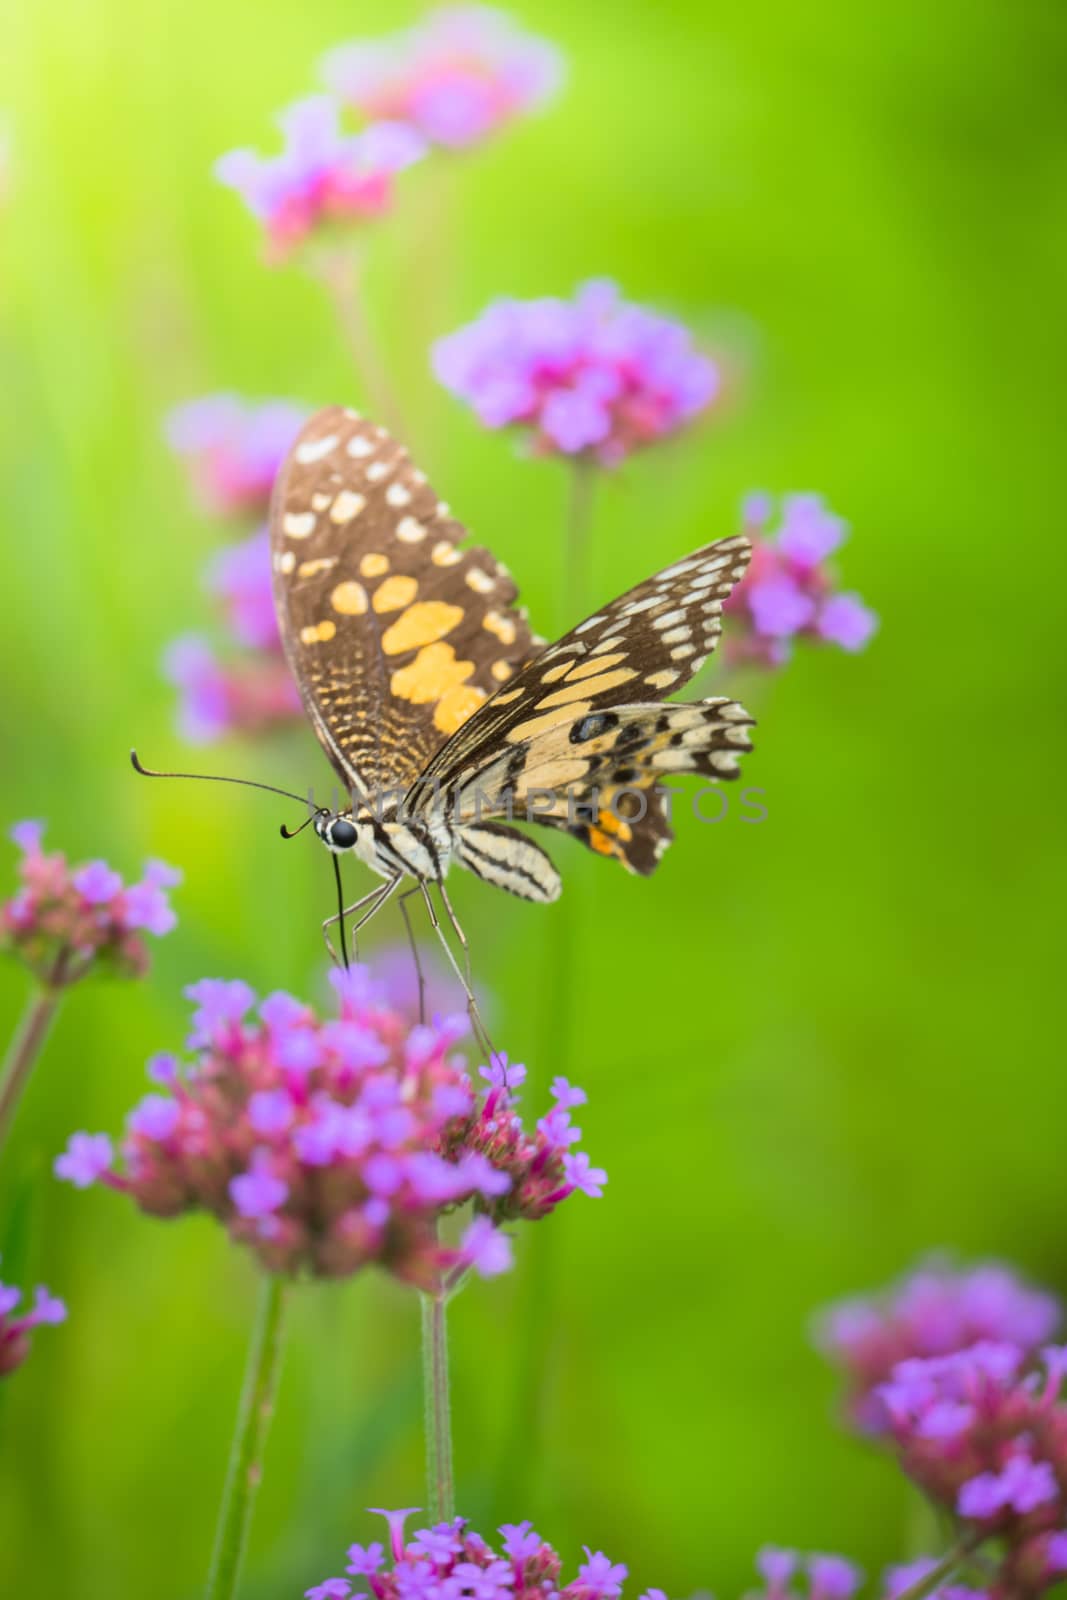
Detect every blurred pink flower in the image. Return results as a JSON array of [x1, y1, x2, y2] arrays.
[[433, 280, 719, 465], [724, 494, 877, 667], [815, 1258, 1061, 1432], [879, 1343, 1067, 1595], [215, 97, 426, 261], [165, 394, 307, 521], [162, 635, 301, 744], [0, 1259, 66, 1380], [206, 528, 280, 653], [1, 823, 180, 987], [322, 6, 564, 150]]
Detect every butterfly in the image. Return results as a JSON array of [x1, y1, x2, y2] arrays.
[[265, 405, 755, 1020]]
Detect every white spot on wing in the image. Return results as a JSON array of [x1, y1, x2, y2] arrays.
[[283, 512, 316, 539], [295, 434, 338, 464], [330, 490, 366, 522]]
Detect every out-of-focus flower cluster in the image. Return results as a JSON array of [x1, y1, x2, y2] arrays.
[[815, 1260, 1061, 1433], [216, 97, 426, 264], [0, 1258, 66, 1379], [165, 394, 306, 521], [322, 6, 564, 150], [1, 822, 180, 988], [163, 635, 301, 745], [55, 966, 603, 1285], [162, 394, 309, 743], [752, 1549, 865, 1600], [752, 1547, 992, 1600], [433, 280, 720, 465], [304, 1507, 644, 1600], [724, 494, 877, 668], [879, 1343, 1067, 1596]]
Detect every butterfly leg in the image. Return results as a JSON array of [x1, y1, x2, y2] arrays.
[[416, 881, 496, 1065], [321, 877, 400, 968], [397, 885, 428, 1026]]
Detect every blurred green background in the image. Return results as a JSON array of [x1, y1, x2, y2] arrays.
[[2, 0, 1066, 1593]]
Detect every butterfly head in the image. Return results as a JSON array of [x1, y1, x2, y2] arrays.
[[313, 811, 361, 854]]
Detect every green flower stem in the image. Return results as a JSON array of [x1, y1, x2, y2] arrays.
[[494, 462, 599, 1508], [563, 460, 597, 631], [319, 250, 409, 442], [205, 1274, 290, 1600], [889, 1530, 986, 1600], [420, 1287, 455, 1524], [0, 985, 62, 1156]]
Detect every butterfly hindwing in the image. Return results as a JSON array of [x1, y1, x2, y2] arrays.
[[270, 407, 538, 797], [408, 535, 751, 811], [450, 696, 755, 874]]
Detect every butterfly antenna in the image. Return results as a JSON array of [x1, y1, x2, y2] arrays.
[[280, 813, 321, 840], [332, 852, 350, 971], [130, 750, 316, 822]]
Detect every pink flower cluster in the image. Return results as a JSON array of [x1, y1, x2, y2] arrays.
[[724, 494, 877, 667], [878, 1343, 1067, 1596], [755, 1548, 992, 1600], [162, 636, 301, 745], [815, 1260, 1061, 1432], [215, 97, 425, 262], [754, 1549, 864, 1600], [54, 967, 603, 1285], [0, 1259, 66, 1379], [305, 1507, 644, 1600], [163, 395, 309, 742], [1, 822, 180, 988], [164, 394, 307, 520], [322, 6, 564, 151], [432, 280, 720, 465]]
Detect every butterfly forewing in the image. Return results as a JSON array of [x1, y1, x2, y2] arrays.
[[270, 406, 539, 798]]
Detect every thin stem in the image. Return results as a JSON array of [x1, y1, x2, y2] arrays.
[[0, 985, 62, 1155], [889, 1530, 986, 1600], [494, 465, 599, 1508], [562, 461, 598, 631], [420, 1288, 455, 1524], [318, 251, 409, 442], [205, 1274, 289, 1600]]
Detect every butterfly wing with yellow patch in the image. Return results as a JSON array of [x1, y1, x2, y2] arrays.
[[269, 406, 539, 799], [450, 696, 755, 874], [406, 535, 751, 816]]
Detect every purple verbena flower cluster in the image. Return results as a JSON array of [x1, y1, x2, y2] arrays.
[[754, 1549, 864, 1600], [433, 280, 719, 465], [215, 97, 426, 263], [162, 395, 309, 741], [162, 637, 302, 744], [1, 822, 180, 988], [815, 1260, 1061, 1432], [305, 1508, 646, 1600], [879, 1343, 1067, 1596], [884, 1561, 989, 1600], [0, 1258, 66, 1379], [165, 393, 307, 521], [322, 6, 564, 151], [754, 1548, 995, 1600], [55, 966, 602, 1284], [723, 494, 877, 667]]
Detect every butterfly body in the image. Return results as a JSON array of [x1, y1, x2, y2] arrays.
[[270, 406, 757, 933]]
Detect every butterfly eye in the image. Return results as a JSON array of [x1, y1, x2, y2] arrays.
[[327, 818, 358, 849]]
